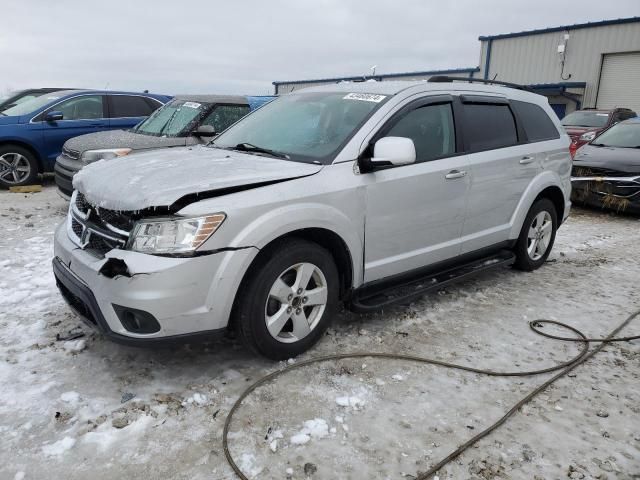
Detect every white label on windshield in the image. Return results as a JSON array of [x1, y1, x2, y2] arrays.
[[596, 113, 608, 116], [46, 96, 60, 100], [343, 93, 387, 103], [183, 102, 201, 109]]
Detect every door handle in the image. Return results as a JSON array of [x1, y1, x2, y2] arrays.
[[519, 156, 535, 164], [445, 170, 467, 179]]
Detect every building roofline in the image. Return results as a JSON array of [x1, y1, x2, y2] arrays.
[[272, 67, 479, 86], [479, 16, 640, 41]]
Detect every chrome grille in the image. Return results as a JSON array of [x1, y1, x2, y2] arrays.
[[62, 146, 81, 161], [68, 192, 133, 257]]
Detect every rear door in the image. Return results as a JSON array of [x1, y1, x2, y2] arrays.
[[40, 94, 108, 165], [107, 94, 162, 130], [459, 97, 550, 254], [363, 96, 470, 282]]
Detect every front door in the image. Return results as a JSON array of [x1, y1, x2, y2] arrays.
[[41, 95, 108, 165], [363, 98, 470, 283]]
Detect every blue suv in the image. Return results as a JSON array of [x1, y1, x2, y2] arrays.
[[0, 90, 171, 187]]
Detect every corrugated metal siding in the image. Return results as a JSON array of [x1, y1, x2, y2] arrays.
[[596, 52, 640, 111], [478, 22, 640, 107]]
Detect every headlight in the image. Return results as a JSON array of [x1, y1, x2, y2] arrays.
[[81, 148, 132, 163], [127, 214, 226, 254], [579, 131, 597, 142]]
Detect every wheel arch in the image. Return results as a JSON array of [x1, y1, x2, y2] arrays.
[[0, 140, 43, 172]]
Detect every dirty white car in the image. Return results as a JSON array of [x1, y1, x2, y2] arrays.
[[53, 78, 571, 359]]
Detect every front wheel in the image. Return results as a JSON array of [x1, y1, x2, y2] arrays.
[[234, 238, 339, 360], [513, 198, 558, 271], [0, 145, 39, 188]]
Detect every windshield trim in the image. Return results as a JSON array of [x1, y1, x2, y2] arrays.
[[210, 92, 391, 165]]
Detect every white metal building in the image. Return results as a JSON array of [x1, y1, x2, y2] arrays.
[[272, 17, 640, 117]]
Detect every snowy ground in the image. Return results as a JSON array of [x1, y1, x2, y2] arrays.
[[1, 182, 639, 480]]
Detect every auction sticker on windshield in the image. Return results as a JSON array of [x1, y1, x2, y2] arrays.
[[183, 102, 202, 109], [343, 93, 387, 103]]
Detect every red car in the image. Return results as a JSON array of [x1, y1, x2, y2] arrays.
[[562, 108, 636, 158]]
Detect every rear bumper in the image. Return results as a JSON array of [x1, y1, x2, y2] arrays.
[[53, 221, 258, 344]]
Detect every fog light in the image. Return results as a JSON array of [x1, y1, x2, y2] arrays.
[[113, 305, 161, 334]]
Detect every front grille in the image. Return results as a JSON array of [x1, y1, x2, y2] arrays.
[[62, 146, 81, 161], [572, 166, 639, 178], [70, 192, 134, 257]]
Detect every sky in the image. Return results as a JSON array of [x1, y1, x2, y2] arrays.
[[2, 0, 639, 96]]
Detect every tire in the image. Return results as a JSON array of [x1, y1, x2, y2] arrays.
[[234, 238, 339, 360], [0, 145, 39, 188], [513, 198, 558, 271]]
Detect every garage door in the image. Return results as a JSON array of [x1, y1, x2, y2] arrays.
[[596, 52, 640, 112]]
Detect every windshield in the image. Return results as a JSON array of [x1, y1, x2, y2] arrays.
[[132, 99, 211, 137], [561, 111, 609, 128], [591, 122, 640, 148], [212, 92, 389, 164], [2, 93, 63, 117]]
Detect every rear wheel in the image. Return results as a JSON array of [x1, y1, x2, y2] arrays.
[[513, 198, 558, 271], [234, 238, 339, 360], [0, 145, 39, 188]]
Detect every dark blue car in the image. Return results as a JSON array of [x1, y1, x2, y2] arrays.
[[0, 90, 171, 187]]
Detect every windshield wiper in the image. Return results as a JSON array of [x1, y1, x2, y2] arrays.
[[232, 143, 289, 159], [590, 142, 605, 147]]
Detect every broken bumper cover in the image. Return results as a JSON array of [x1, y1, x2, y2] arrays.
[[53, 222, 257, 344], [571, 175, 640, 214]]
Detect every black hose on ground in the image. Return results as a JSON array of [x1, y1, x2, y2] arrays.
[[223, 310, 640, 479]]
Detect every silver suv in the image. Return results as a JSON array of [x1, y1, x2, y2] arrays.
[[53, 79, 571, 360]]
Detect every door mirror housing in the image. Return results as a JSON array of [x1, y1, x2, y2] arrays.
[[45, 111, 64, 122], [193, 125, 216, 137], [370, 136, 416, 167]]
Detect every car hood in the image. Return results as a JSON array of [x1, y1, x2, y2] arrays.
[[65, 129, 187, 153], [573, 144, 640, 173], [0, 115, 22, 125], [73, 145, 323, 211]]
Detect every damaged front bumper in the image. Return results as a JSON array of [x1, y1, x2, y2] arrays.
[[53, 222, 258, 344], [571, 174, 640, 214]]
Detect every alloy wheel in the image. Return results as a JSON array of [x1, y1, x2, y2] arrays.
[[264, 262, 328, 343], [0, 152, 31, 185], [527, 211, 553, 261]]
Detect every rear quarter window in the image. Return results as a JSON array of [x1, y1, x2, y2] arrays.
[[462, 103, 518, 152], [511, 100, 560, 142]]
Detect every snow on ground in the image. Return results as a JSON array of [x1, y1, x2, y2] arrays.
[[1, 183, 639, 479]]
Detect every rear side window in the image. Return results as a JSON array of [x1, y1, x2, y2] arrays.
[[463, 103, 518, 151], [511, 100, 560, 142], [109, 95, 156, 118]]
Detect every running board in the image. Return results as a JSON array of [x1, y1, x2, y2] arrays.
[[349, 250, 516, 313]]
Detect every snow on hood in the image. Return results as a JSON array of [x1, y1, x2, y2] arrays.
[[73, 145, 323, 211], [64, 129, 187, 153]]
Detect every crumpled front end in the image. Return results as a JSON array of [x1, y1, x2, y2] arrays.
[[571, 165, 640, 214]]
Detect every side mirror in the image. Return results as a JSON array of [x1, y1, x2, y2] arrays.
[[45, 111, 64, 122], [193, 125, 216, 137], [370, 137, 416, 167]]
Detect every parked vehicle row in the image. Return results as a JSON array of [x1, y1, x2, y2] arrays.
[[54, 95, 273, 198], [53, 79, 572, 359], [0, 89, 171, 187]]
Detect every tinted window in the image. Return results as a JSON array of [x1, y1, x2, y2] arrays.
[[109, 95, 156, 118], [512, 100, 560, 142], [202, 104, 250, 132], [561, 111, 609, 128], [463, 104, 518, 151], [55, 95, 104, 120], [385, 103, 455, 162]]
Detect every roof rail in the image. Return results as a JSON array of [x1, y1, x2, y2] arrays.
[[428, 76, 532, 92]]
